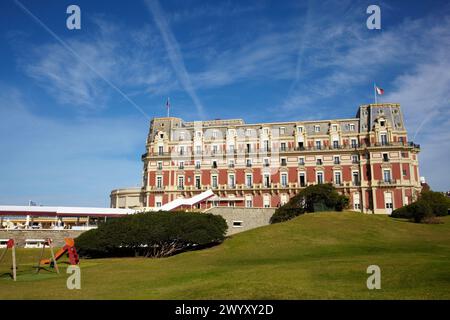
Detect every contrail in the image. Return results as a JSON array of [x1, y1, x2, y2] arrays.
[[145, 0, 206, 119], [14, 0, 151, 121]]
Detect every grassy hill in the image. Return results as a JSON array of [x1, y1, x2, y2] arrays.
[[1, 212, 449, 299]]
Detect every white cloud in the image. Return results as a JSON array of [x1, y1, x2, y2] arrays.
[[21, 18, 174, 111]]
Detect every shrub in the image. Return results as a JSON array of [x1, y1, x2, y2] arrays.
[[419, 191, 449, 216], [270, 184, 349, 224], [76, 211, 227, 258], [392, 199, 433, 223]]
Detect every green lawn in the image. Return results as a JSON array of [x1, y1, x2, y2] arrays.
[[1, 212, 449, 299]]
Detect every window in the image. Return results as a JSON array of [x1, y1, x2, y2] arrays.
[[212, 160, 218, 168], [212, 175, 218, 189], [229, 144, 235, 153], [333, 140, 339, 149], [352, 155, 359, 163], [195, 175, 201, 189], [280, 158, 287, 166], [299, 173, 306, 187], [349, 124, 355, 131], [156, 176, 163, 189], [178, 161, 184, 169], [212, 130, 218, 139], [334, 172, 342, 185], [316, 158, 323, 165], [158, 146, 164, 155], [280, 142, 287, 151], [353, 193, 361, 210], [196, 145, 202, 155], [263, 158, 270, 167], [332, 124, 338, 131], [298, 157, 305, 165], [246, 199, 253, 208], [180, 133, 185, 141], [351, 139, 358, 148], [279, 127, 286, 135], [157, 161, 163, 170], [246, 158, 252, 167], [177, 176, 185, 190], [352, 172, 360, 186], [380, 133, 388, 145], [228, 129, 235, 136], [281, 173, 288, 187], [228, 174, 235, 188], [402, 169, 407, 177], [195, 160, 201, 169], [334, 156, 340, 164], [228, 202, 235, 207], [298, 126, 303, 133], [196, 131, 202, 138], [246, 143, 252, 153], [317, 172, 324, 184], [263, 140, 270, 151], [228, 159, 235, 168], [263, 195, 270, 208], [246, 174, 253, 187], [315, 140, 322, 149], [263, 128, 269, 135], [246, 129, 252, 136], [263, 174, 270, 188], [383, 170, 391, 183], [314, 125, 320, 133], [233, 221, 243, 227], [212, 145, 218, 154], [382, 153, 389, 162]]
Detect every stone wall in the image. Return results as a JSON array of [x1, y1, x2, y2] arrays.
[[0, 230, 86, 247], [206, 207, 275, 235]]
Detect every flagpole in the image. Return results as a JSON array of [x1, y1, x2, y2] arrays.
[[373, 83, 377, 104]]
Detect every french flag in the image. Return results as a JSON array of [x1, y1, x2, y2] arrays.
[[375, 86, 384, 95]]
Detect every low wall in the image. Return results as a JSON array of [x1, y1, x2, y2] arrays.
[[0, 230, 86, 247], [206, 207, 276, 235]]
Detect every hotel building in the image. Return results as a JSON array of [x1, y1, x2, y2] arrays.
[[111, 103, 421, 214]]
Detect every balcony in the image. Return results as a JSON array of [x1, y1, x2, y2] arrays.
[[378, 179, 397, 186]]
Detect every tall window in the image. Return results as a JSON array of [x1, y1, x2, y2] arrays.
[[195, 176, 201, 189], [246, 174, 253, 187], [196, 145, 202, 155], [334, 156, 340, 164], [212, 175, 218, 189], [317, 172, 324, 184], [263, 174, 270, 187], [263, 140, 269, 151], [281, 173, 288, 187], [158, 146, 164, 155], [228, 174, 235, 188], [178, 176, 184, 190], [299, 173, 306, 187], [383, 170, 391, 183], [280, 142, 287, 151], [351, 139, 357, 148], [157, 161, 162, 170], [334, 172, 341, 185], [333, 140, 339, 149], [352, 172, 360, 185], [298, 157, 305, 165], [156, 176, 163, 189], [380, 134, 388, 145], [315, 140, 322, 149]]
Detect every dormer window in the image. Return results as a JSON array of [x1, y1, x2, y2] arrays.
[[349, 124, 355, 131], [279, 127, 286, 135], [380, 120, 385, 127], [298, 126, 304, 133], [332, 124, 338, 132], [314, 125, 320, 133]]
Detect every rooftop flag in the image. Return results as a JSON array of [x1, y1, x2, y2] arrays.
[[375, 86, 384, 95]]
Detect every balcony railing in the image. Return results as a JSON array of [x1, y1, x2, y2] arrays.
[[378, 179, 397, 186]]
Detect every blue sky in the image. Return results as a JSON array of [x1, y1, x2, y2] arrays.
[[0, 0, 449, 206]]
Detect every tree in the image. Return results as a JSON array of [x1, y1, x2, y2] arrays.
[[270, 184, 349, 224], [76, 211, 228, 258]]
